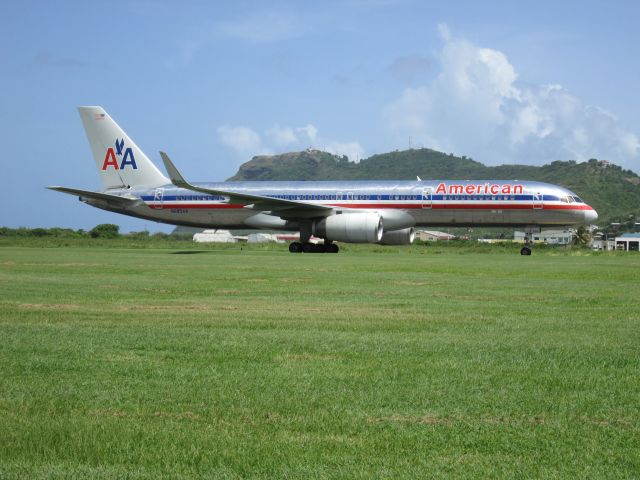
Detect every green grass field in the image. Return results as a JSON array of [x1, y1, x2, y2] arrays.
[[1, 242, 639, 479]]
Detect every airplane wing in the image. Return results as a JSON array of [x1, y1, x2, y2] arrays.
[[159, 152, 333, 216], [47, 186, 143, 207]]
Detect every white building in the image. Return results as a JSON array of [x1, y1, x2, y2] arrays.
[[193, 229, 237, 243], [416, 230, 456, 241], [615, 233, 640, 251], [513, 229, 573, 245], [247, 233, 284, 243], [590, 238, 616, 251]]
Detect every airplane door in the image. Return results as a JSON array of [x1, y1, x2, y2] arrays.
[[152, 188, 164, 209], [422, 187, 433, 209], [346, 192, 354, 203], [533, 192, 543, 209]]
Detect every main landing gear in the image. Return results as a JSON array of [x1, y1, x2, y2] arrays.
[[290, 222, 340, 253], [520, 246, 532, 256], [288, 242, 339, 253]]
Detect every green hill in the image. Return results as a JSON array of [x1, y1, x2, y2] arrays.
[[228, 148, 640, 225]]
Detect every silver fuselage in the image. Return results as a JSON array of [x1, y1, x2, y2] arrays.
[[82, 179, 597, 229]]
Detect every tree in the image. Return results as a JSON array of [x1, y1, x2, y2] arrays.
[[575, 226, 591, 246], [89, 223, 120, 238], [30, 228, 50, 237]]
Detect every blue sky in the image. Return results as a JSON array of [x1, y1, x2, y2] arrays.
[[2, 0, 640, 231]]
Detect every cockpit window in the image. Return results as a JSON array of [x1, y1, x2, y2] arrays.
[[572, 196, 583, 203]]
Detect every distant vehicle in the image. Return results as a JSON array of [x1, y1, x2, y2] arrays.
[[50, 107, 597, 254]]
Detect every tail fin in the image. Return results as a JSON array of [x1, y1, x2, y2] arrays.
[[78, 106, 169, 189]]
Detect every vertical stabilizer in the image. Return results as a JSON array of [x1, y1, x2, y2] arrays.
[[78, 106, 168, 189]]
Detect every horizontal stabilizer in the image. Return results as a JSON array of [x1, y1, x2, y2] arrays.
[[47, 186, 142, 207]]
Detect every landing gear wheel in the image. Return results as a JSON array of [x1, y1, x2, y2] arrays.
[[292, 240, 339, 253], [520, 246, 532, 256], [326, 243, 339, 253]]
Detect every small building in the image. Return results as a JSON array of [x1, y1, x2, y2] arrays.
[[416, 230, 456, 242], [590, 238, 616, 251], [477, 238, 510, 244], [193, 229, 237, 243], [247, 233, 283, 243], [615, 233, 640, 251], [514, 229, 573, 245]]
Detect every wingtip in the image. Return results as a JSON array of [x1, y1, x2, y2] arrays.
[[159, 151, 187, 187], [159, 150, 175, 173], [159, 151, 171, 167]]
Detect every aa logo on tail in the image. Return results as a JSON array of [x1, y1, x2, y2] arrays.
[[102, 138, 137, 171]]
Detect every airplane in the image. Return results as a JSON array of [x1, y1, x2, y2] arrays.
[[49, 106, 598, 255]]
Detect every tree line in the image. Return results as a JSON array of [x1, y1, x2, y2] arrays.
[[0, 224, 188, 240]]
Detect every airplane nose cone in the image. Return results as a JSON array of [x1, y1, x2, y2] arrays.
[[584, 207, 598, 224]]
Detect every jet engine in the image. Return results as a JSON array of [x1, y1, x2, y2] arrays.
[[313, 213, 383, 243], [378, 227, 415, 245]]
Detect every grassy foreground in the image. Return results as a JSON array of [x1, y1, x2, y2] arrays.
[[0, 243, 639, 479]]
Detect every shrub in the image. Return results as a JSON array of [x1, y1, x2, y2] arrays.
[[128, 231, 150, 240], [89, 224, 120, 239]]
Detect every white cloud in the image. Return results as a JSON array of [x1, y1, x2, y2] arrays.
[[386, 25, 640, 168], [437, 22, 451, 42], [217, 125, 264, 155], [297, 124, 318, 143], [218, 123, 362, 162], [265, 125, 298, 147], [264, 124, 318, 147]]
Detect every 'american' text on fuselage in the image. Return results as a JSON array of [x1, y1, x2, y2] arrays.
[[434, 182, 524, 195]]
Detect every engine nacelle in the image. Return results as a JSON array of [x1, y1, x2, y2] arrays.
[[244, 213, 298, 230], [378, 227, 415, 245], [313, 213, 383, 243]]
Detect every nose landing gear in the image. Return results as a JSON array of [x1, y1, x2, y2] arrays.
[[520, 226, 539, 255]]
